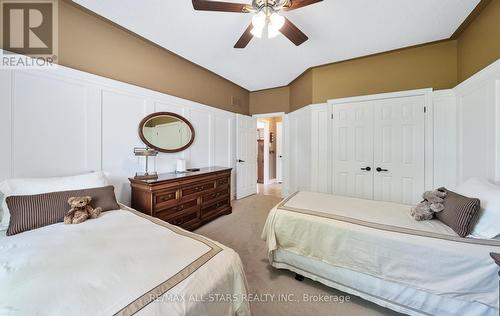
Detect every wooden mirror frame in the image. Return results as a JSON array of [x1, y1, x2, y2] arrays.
[[138, 112, 195, 153]]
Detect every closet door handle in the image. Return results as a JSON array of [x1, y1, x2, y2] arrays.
[[237, 159, 245, 163], [376, 167, 388, 172], [360, 167, 371, 171]]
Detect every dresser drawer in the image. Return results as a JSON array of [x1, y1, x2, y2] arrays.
[[153, 190, 178, 210], [201, 199, 230, 219], [201, 187, 229, 204], [155, 199, 198, 219], [167, 208, 199, 228], [181, 181, 216, 198], [216, 176, 230, 187]]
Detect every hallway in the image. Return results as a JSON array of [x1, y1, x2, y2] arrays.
[[257, 183, 282, 198]]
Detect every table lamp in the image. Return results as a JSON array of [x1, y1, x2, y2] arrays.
[[134, 147, 158, 180]]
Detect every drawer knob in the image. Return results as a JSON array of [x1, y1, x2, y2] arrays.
[[161, 194, 173, 201]]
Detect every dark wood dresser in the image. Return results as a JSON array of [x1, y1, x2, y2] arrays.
[[129, 167, 232, 231]]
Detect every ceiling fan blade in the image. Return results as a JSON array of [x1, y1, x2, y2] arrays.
[[280, 18, 308, 46], [234, 24, 253, 48], [283, 0, 323, 11], [192, 0, 251, 13]]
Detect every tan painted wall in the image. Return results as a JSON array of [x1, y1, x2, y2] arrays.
[[312, 41, 458, 104], [457, 0, 500, 82], [289, 70, 314, 112], [250, 41, 458, 113], [57, 1, 249, 114], [249, 86, 290, 114]]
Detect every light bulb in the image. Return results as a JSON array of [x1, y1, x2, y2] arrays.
[[268, 25, 280, 38], [251, 11, 266, 28], [269, 13, 285, 30], [251, 26, 264, 38]]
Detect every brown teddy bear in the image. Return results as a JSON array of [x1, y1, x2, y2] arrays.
[[64, 196, 102, 224], [410, 188, 447, 221]]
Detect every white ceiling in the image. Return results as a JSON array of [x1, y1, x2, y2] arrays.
[[73, 0, 479, 91]]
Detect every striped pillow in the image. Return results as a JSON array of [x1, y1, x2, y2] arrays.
[[6, 186, 119, 236], [436, 190, 480, 237]]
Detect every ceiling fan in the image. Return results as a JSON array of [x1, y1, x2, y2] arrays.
[[192, 0, 323, 48]]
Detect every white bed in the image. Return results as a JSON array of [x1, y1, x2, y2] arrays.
[[0, 205, 250, 316], [262, 191, 500, 316]]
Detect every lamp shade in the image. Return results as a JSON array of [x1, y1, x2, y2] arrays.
[[251, 26, 264, 38], [252, 11, 266, 28], [269, 13, 285, 30]]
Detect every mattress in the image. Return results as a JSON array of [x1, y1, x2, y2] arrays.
[[262, 191, 500, 315], [0, 206, 250, 316]]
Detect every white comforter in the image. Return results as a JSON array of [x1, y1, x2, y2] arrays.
[[262, 192, 500, 313], [0, 208, 250, 316]]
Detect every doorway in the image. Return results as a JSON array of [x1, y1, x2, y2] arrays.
[[254, 113, 284, 198]]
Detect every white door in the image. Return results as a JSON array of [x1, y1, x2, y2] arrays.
[[372, 96, 425, 205], [276, 122, 283, 183], [236, 114, 257, 199], [332, 102, 374, 199]]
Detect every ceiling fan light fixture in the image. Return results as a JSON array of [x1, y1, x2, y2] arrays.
[[268, 24, 280, 38], [191, 0, 318, 48], [250, 26, 264, 38], [269, 12, 285, 30], [251, 11, 266, 28], [268, 12, 285, 38]]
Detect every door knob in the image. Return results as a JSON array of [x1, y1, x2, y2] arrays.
[[237, 159, 245, 163], [376, 167, 389, 172], [360, 167, 371, 171]]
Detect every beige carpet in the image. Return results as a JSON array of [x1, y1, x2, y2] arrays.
[[195, 193, 403, 316]]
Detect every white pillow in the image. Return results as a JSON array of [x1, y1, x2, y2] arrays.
[[0, 171, 109, 231], [456, 178, 500, 239]]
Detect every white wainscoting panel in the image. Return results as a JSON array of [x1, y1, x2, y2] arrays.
[[11, 71, 101, 178], [101, 90, 152, 203], [459, 82, 497, 183], [212, 114, 235, 168], [0, 63, 238, 205], [310, 104, 329, 193], [0, 70, 13, 182], [188, 108, 212, 169], [212, 113, 236, 199], [455, 59, 500, 184], [432, 90, 457, 189]]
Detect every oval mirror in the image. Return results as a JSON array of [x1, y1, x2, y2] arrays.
[[138, 112, 195, 153]]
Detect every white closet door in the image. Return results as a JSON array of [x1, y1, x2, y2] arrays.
[[236, 114, 257, 199], [333, 102, 374, 199], [372, 96, 425, 205]]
